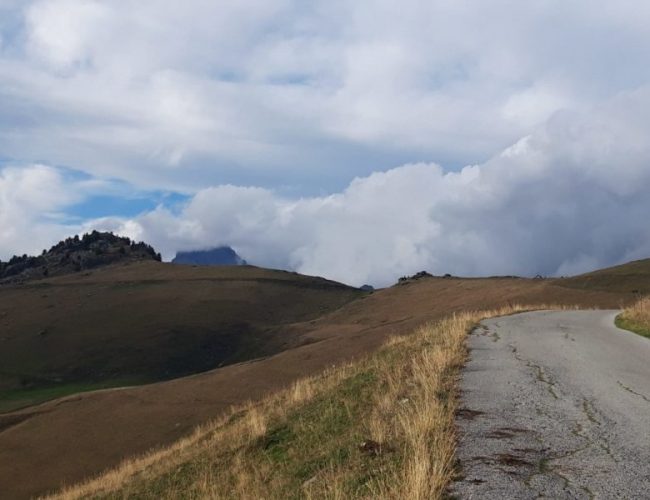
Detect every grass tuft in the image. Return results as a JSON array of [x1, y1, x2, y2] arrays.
[[616, 296, 650, 338]]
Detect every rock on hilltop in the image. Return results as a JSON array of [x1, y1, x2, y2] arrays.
[[0, 231, 161, 284]]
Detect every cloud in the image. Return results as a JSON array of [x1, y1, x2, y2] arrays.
[[2, 1, 650, 193], [0, 165, 81, 258], [25, 0, 111, 70], [0, 164, 142, 260], [88, 86, 650, 286], [2, 2, 650, 285]]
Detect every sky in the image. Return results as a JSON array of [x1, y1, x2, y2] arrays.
[[2, 0, 650, 286]]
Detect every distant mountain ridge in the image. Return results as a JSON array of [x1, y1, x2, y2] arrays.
[[0, 231, 161, 284], [172, 247, 247, 266]]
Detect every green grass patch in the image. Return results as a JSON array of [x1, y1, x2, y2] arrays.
[[102, 369, 393, 499], [0, 377, 147, 413], [615, 315, 650, 339]]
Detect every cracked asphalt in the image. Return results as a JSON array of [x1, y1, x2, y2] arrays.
[[451, 310, 650, 499]]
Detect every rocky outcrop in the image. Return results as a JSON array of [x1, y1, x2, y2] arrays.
[[0, 231, 161, 284]]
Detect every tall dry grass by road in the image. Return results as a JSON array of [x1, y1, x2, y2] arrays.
[[616, 295, 650, 338], [49, 304, 562, 500]]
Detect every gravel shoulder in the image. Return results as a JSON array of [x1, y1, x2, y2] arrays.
[[452, 310, 650, 499]]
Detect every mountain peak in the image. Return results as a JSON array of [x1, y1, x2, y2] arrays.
[[172, 246, 247, 266]]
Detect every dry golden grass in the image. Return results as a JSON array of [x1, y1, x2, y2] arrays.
[[48, 304, 568, 500], [616, 295, 650, 338]]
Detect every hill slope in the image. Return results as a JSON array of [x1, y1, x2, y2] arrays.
[[556, 258, 650, 294], [0, 265, 641, 499], [0, 261, 362, 412]]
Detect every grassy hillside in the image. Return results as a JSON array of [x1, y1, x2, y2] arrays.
[[0, 265, 638, 499], [51, 305, 567, 500], [0, 261, 363, 412], [556, 258, 650, 294]]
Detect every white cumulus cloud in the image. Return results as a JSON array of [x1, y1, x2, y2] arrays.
[[0, 165, 81, 257], [2, 0, 650, 192], [2, 2, 650, 285], [90, 87, 650, 286]]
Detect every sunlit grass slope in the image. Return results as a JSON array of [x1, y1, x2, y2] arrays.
[[52, 304, 565, 500]]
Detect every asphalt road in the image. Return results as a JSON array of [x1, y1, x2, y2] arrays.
[[452, 310, 650, 499]]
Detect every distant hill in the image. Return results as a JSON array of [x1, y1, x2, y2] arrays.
[[0, 231, 161, 284], [172, 246, 247, 266], [0, 261, 361, 413], [556, 258, 650, 294]]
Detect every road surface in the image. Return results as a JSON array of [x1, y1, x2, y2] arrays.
[[452, 310, 650, 499]]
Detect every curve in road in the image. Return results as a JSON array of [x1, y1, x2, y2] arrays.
[[452, 310, 650, 499]]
